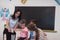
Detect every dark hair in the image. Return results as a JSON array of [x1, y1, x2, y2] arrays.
[[30, 19, 37, 24], [27, 24, 39, 40], [12, 9, 22, 21]]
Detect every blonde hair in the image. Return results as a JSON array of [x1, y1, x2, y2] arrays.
[[20, 19, 26, 24]]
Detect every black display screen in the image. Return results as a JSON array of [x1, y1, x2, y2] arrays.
[[15, 6, 55, 30]]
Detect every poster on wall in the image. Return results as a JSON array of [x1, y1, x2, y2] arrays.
[[21, 0, 27, 4], [0, 8, 10, 21]]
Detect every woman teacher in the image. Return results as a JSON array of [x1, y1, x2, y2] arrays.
[[3, 9, 22, 40]]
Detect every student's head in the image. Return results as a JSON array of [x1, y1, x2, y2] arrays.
[[27, 19, 37, 31], [29, 19, 37, 26], [19, 19, 26, 28], [12, 9, 22, 20]]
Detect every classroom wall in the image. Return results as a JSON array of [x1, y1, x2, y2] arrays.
[[0, 0, 60, 40]]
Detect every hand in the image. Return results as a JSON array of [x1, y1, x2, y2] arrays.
[[25, 38, 28, 40], [13, 28, 16, 31], [8, 28, 11, 32], [11, 29, 14, 33], [44, 33, 47, 36]]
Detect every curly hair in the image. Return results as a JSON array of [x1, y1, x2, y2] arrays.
[[27, 24, 39, 40]]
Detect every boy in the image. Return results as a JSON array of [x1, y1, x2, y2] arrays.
[[27, 19, 47, 40]]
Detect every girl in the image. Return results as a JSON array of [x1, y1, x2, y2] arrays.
[[15, 19, 28, 40]]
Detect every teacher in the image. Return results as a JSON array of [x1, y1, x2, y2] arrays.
[[3, 9, 22, 40]]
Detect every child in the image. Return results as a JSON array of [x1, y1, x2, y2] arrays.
[[16, 19, 28, 40], [27, 19, 47, 40], [27, 19, 40, 40]]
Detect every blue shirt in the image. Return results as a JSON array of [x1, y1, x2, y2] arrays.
[[30, 31, 36, 39], [9, 17, 18, 28]]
